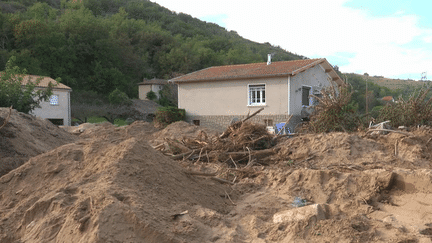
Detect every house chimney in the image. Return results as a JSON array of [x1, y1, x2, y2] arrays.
[[267, 54, 272, 65]]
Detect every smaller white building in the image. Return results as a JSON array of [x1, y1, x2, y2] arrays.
[[138, 78, 167, 100], [22, 75, 72, 126]]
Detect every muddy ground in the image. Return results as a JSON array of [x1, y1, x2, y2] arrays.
[[1, 107, 432, 242]]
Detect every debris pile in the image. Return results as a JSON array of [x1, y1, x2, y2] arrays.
[[153, 108, 278, 165]]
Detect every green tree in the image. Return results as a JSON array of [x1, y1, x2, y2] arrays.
[[1, 0, 306, 100], [0, 56, 53, 113], [146, 90, 157, 100], [157, 84, 177, 107], [109, 88, 131, 105]]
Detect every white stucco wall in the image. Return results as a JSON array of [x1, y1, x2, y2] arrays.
[[178, 76, 289, 116], [289, 64, 331, 115], [152, 84, 164, 99], [31, 89, 71, 126], [138, 85, 151, 100], [139, 84, 165, 100]]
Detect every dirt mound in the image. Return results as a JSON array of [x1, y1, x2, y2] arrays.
[[151, 121, 218, 144], [276, 129, 432, 171], [2, 111, 432, 242], [196, 167, 432, 242], [0, 125, 231, 243], [0, 107, 77, 177]]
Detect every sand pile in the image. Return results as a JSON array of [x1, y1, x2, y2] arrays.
[[0, 123, 231, 243], [276, 128, 432, 171], [61, 120, 159, 138], [151, 121, 218, 144], [2, 110, 432, 242], [0, 107, 77, 177]]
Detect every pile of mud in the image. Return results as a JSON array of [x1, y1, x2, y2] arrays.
[[0, 108, 77, 177], [276, 128, 432, 171], [62, 120, 158, 139], [0, 122, 231, 242], [224, 168, 432, 242], [151, 121, 219, 145], [2, 112, 432, 242]]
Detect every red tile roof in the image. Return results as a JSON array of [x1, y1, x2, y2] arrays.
[[21, 75, 72, 90], [1, 74, 72, 90], [382, 96, 394, 101], [171, 58, 336, 83]]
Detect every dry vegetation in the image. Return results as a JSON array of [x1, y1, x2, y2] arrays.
[[378, 88, 432, 127], [305, 83, 363, 133]]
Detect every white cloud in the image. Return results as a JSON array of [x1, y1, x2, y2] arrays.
[[152, 0, 432, 79]]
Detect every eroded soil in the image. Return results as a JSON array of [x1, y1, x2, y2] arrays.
[[1, 107, 432, 242]]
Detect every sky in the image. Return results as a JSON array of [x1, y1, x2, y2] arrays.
[[151, 0, 432, 81]]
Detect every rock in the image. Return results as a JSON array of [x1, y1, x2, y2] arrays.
[[273, 204, 327, 224]]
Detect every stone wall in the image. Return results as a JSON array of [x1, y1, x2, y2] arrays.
[[186, 114, 302, 133]]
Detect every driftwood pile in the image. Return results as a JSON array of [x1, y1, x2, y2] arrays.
[[153, 109, 292, 183]]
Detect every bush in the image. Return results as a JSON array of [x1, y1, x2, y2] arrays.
[[157, 85, 177, 107], [370, 105, 383, 119], [146, 90, 157, 101], [109, 88, 132, 105], [377, 88, 432, 127], [155, 106, 185, 127]]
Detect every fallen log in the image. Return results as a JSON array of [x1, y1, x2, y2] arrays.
[[226, 148, 276, 158], [211, 177, 235, 185], [184, 171, 217, 176], [367, 128, 412, 136], [170, 150, 197, 160]]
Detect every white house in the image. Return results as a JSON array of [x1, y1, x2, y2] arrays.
[[138, 78, 168, 100], [22, 75, 72, 126], [170, 57, 343, 132]]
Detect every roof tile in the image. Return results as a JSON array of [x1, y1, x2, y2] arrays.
[[21, 75, 71, 90], [171, 58, 326, 83]]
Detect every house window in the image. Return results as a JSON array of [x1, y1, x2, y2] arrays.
[[302, 86, 311, 106], [193, 120, 200, 126], [49, 95, 59, 106], [248, 84, 265, 106]]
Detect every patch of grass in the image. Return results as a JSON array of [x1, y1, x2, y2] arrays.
[[73, 117, 127, 126], [87, 117, 107, 123], [113, 118, 127, 126]]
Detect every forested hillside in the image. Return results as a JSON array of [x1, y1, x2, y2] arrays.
[[0, 0, 303, 97]]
